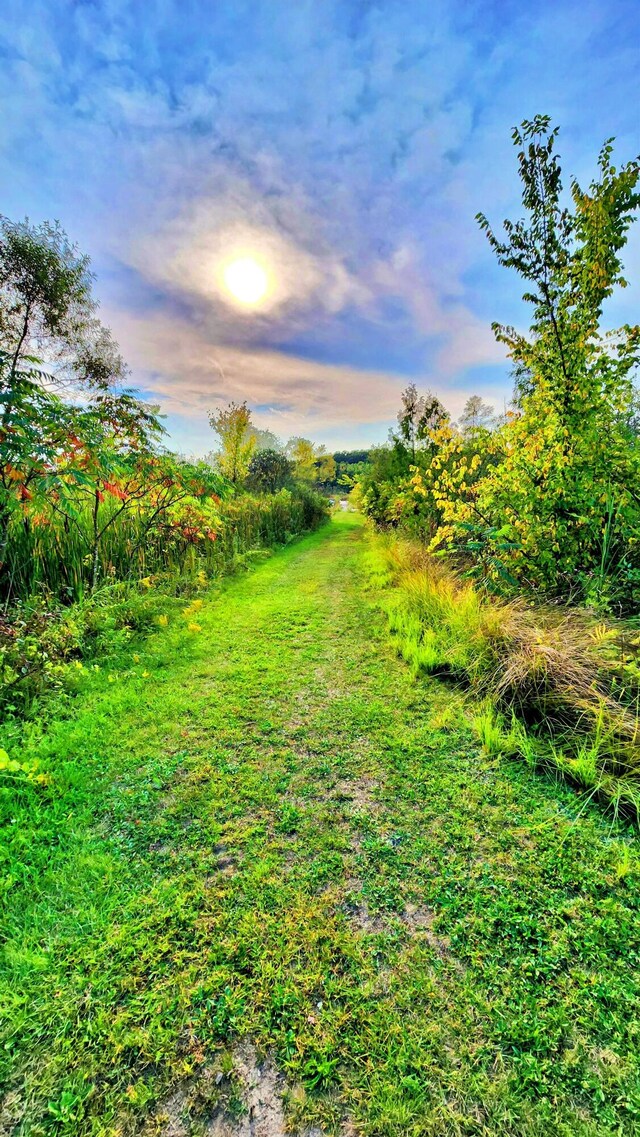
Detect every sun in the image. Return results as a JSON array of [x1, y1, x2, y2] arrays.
[[223, 256, 270, 306]]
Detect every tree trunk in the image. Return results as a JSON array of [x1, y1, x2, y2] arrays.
[[90, 488, 101, 591]]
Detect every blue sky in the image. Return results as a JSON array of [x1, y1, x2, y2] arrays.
[[1, 0, 638, 454]]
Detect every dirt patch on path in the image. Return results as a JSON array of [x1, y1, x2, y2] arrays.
[[207, 1043, 286, 1136], [155, 1044, 287, 1137], [155, 1043, 360, 1136]]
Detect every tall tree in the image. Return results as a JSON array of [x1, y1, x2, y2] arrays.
[[470, 117, 640, 594], [396, 384, 447, 458], [0, 217, 128, 571], [0, 217, 124, 399], [208, 400, 256, 484], [458, 396, 495, 435]]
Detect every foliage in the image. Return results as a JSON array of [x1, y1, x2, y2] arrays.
[[464, 118, 640, 600], [0, 486, 328, 713], [0, 215, 125, 393], [251, 427, 284, 453], [330, 450, 372, 494], [457, 395, 496, 435], [286, 436, 336, 488], [369, 531, 640, 812], [356, 429, 419, 528], [0, 218, 130, 576], [358, 120, 640, 613], [247, 447, 291, 493], [208, 400, 257, 484], [0, 218, 329, 640], [396, 382, 448, 460], [333, 449, 370, 465]]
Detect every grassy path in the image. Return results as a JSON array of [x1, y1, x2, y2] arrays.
[[2, 513, 640, 1136]]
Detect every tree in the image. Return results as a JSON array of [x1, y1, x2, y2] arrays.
[[315, 446, 336, 487], [458, 396, 495, 435], [396, 384, 448, 458], [0, 218, 128, 575], [476, 117, 640, 417], [208, 400, 256, 484], [334, 450, 372, 491], [248, 447, 291, 493], [463, 117, 640, 596], [396, 384, 423, 459], [286, 437, 335, 486], [251, 428, 283, 453], [41, 389, 166, 590], [0, 217, 124, 399], [286, 437, 316, 481]]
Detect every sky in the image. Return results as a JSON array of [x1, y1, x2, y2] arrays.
[[1, 0, 639, 455]]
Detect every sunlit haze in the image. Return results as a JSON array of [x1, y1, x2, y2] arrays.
[[223, 257, 271, 307]]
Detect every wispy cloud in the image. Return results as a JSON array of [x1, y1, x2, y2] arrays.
[[107, 304, 511, 448]]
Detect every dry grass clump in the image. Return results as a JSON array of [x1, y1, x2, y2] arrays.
[[369, 534, 640, 809]]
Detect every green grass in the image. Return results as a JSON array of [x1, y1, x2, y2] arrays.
[[2, 512, 640, 1135], [366, 533, 640, 815]]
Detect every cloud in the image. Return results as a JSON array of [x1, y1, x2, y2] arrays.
[[109, 306, 404, 428], [107, 304, 510, 454], [125, 182, 371, 345], [1, 0, 638, 451]]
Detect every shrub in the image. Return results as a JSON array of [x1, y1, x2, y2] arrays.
[[369, 532, 640, 812]]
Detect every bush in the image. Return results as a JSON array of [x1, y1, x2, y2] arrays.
[[368, 532, 640, 814]]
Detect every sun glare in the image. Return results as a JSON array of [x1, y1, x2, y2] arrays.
[[223, 256, 270, 306]]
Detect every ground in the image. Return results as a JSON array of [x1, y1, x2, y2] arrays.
[[1, 513, 640, 1136]]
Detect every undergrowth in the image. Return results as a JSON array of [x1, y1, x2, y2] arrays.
[[1, 493, 329, 718], [365, 532, 640, 817]]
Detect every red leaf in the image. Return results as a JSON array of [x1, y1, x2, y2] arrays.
[[103, 481, 127, 501]]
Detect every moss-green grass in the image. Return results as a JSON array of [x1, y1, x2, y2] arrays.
[[1, 512, 640, 1135]]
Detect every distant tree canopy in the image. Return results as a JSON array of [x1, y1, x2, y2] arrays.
[[206, 412, 341, 493], [331, 450, 372, 493], [457, 396, 496, 435], [286, 437, 336, 486], [333, 450, 371, 465], [251, 427, 283, 453], [248, 447, 291, 493]]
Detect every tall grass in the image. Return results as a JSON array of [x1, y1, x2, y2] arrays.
[[1, 487, 328, 715], [2, 486, 327, 605], [367, 533, 640, 815]]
